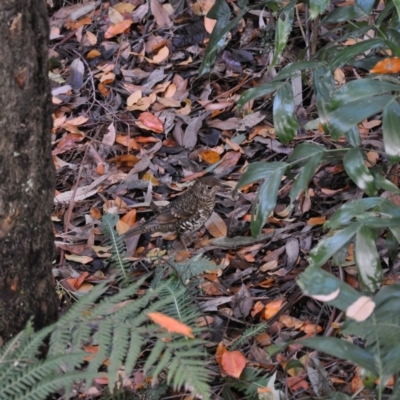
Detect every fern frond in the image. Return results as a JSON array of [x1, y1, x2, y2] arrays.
[[102, 214, 130, 284], [173, 254, 218, 282], [123, 330, 144, 375], [0, 353, 85, 400], [141, 278, 211, 399], [166, 348, 211, 399], [230, 367, 271, 397], [0, 258, 212, 399], [143, 338, 166, 373], [49, 281, 108, 355], [230, 323, 269, 351], [0, 321, 52, 383], [107, 323, 130, 390]]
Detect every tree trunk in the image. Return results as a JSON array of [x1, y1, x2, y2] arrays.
[[0, 0, 58, 342]]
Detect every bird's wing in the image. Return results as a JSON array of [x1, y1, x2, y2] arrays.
[[156, 205, 196, 223]]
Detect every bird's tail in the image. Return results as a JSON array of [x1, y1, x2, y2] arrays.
[[120, 224, 144, 239]]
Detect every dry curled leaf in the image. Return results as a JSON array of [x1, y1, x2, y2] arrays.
[[148, 312, 194, 338], [104, 20, 133, 39], [137, 111, 164, 133], [199, 149, 220, 164], [370, 57, 400, 74], [221, 350, 247, 379]]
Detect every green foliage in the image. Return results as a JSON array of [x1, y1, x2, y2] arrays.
[[199, 0, 400, 397], [199, 0, 245, 76], [230, 323, 269, 351], [297, 269, 400, 400], [0, 257, 213, 399], [102, 213, 131, 284], [173, 255, 218, 281], [227, 369, 283, 399]]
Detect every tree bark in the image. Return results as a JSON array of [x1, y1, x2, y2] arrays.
[[0, 0, 58, 342]]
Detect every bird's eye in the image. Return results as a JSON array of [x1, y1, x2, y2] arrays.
[[206, 185, 212, 190]]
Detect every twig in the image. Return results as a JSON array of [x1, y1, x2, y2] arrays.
[[59, 144, 89, 268]]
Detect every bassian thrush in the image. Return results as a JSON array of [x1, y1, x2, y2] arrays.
[[122, 176, 228, 238]]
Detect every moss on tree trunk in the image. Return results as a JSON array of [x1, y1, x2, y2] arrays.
[[0, 0, 58, 342]]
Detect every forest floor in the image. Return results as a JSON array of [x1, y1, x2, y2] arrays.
[[49, 1, 392, 398]]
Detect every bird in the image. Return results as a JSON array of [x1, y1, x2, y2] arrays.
[[121, 176, 228, 238]]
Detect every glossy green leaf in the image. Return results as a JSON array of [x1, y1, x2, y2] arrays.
[[371, 169, 400, 194], [299, 337, 378, 375], [275, 61, 321, 80], [394, 0, 400, 22], [355, 0, 375, 15], [298, 266, 361, 310], [330, 38, 384, 69], [322, 5, 365, 23], [288, 143, 325, 164], [309, 0, 329, 19], [325, 198, 384, 230], [273, 83, 298, 143], [382, 343, 400, 376], [355, 226, 382, 292], [235, 161, 288, 192], [332, 78, 400, 106], [383, 100, 400, 162], [389, 226, 400, 244], [309, 223, 361, 268], [343, 148, 376, 196], [314, 65, 335, 130], [290, 152, 323, 202], [251, 165, 286, 237], [199, 1, 244, 76], [355, 214, 400, 229], [206, 0, 230, 18], [332, 241, 350, 266], [344, 126, 361, 147], [327, 95, 394, 140], [376, 1, 394, 26], [272, 4, 294, 66], [374, 281, 400, 317], [386, 230, 398, 261], [237, 80, 286, 110], [374, 198, 400, 217]]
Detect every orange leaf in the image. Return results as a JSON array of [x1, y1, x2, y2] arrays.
[[370, 57, 400, 74], [66, 271, 89, 289], [215, 342, 228, 366], [263, 298, 284, 320], [98, 82, 110, 97], [115, 134, 140, 150], [83, 345, 99, 354], [221, 350, 247, 379], [108, 154, 139, 168], [199, 149, 220, 164], [142, 171, 160, 185], [251, 300, 265, 317], [148, 312, 194, 338], [104, 20, 133, 39], [87, 49, 101, 59], [121, 209, 137, 226], [135, 136, 160, 143], [138, 112, 164, 133], [90, 207, 102, 220], [307, 216, 326, 225]]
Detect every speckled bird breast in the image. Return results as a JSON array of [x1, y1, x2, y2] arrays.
[[176, 204, 214, 233]]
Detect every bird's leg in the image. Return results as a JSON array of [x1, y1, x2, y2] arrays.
[[180, 234, 189, 253]]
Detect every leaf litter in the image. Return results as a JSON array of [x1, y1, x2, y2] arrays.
[[47, 0, 395, 398]]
